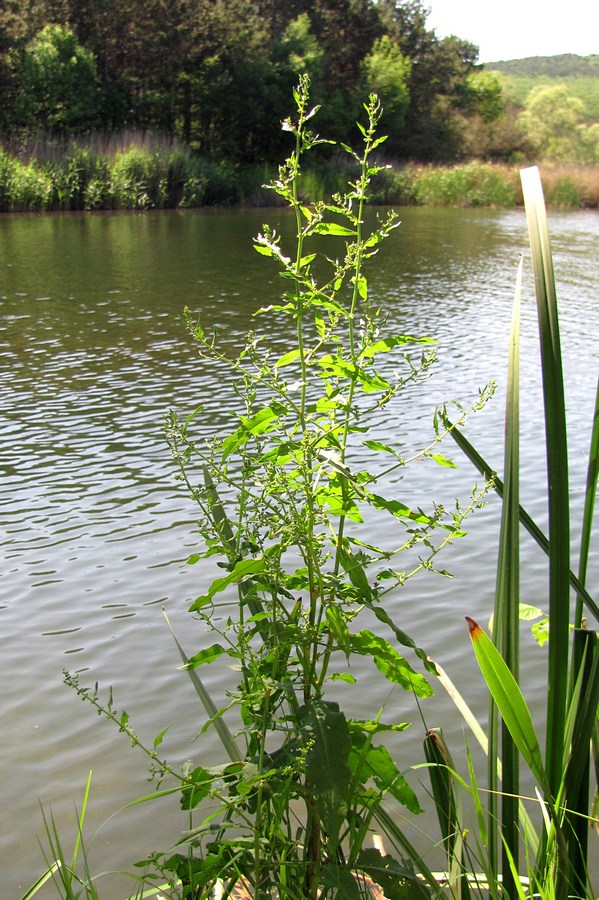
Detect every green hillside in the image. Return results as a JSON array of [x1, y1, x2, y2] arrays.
[[486, 54, 599, 117]]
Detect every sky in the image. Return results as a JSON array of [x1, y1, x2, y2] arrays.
[[425, 1, 599, 63]]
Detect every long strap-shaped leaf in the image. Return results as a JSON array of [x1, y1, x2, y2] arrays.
[[466, 617, 571, 897], [493, 256, 522, 892], [521, 165, 571, 802], [442, 417, 599, 622], [466, 617, 547, 793], [576, 376, 599, 627], [163, 608, 242, 762]]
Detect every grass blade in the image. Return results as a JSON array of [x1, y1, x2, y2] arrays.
[[493, 255, 522, 892], [20, 862, 62, 900], [424, 728, 471, 898], [563, 629, 599, 896], [576, 376, 599, 626], [442, 419, 599, 622], [521, 165, 571, 802], [163, 608, 242, 762]]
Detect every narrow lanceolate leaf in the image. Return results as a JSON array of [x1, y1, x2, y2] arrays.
[[189, 557, 266, 611], [521, 166, 570, 801], [423, 452, 456, 469], [443, 419, 599, 621], [312, 222, 357, 236], [576, 375, 599, 626], [466, 617, 547, 792], [493, 254, 522, 888], [358, 334, 435, 359], [184, 643, 226, 669], [163, 609, 241, 762], [424, 729, 460, 859]]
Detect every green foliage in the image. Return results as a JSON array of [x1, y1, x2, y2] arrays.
[[0, 149, 52, 210], [32, 82, 494, 898], [488, 53, 599, 78], [465, 69, 505, 122], [433, 167, 599, 900], [362, 35, 411, 134], [412, 162, 518, 207], [0, 0, 553, 164], [14, 24, 101, 131], [517, 84, 591, 162]]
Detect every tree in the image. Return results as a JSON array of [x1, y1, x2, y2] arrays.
[[14, 24, 102, 130], [178, 0, 279, 161], [464, 69, 505, 122], [302, 0, 381, 92], [361, 35, 410, 146], [518, 84, 588, 161], [374, 1, 480, 159]]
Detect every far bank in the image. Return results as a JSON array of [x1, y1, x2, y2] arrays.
[[2, 142, 599, 211]]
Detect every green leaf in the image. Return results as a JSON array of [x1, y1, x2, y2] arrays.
[[275, 348, 301, 368], [363, 439, 401, 455], [423, 728, 461, 860], [521, 165, 571, 799], [298, 700, 352, 851], [363, 600, 438, 674], [350, 630, 432, 696], [180, 766, 212, 810], [424, 452, 457, 469], [356, 274, 368, 300], [359, 334, 434, 359], [369, 492, 432, 525], [184, 644, 226, 669], [253, 243, 274, 257], [348, 719, 410, 735], [318, 354, 391, 393], [330, 672, 356, 684], [316, 484, 363, 522], [312, 222, 357, 236], [355, 848, 420, 900], [189, 557, 266, 611], [299, 252, 317, 267], [517, 603, 545, 621], [221, 406, 280, 461], [466, 617, 547, 791], [320, 865, 362, 898], [326, 604, 350, 656], [153, 727, 169, 750], [350, 732, 423, 814], [337, 542, 372, 600]]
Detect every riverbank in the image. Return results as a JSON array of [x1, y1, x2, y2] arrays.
[[2, 140, 599, 211]]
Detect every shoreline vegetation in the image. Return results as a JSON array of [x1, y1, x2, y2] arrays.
[[1, 138, 599, 212]]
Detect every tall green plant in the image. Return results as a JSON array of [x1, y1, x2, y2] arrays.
[[433, 166, 599, 900], [34, 79, 494, 899], [159, 76, 490, 898]]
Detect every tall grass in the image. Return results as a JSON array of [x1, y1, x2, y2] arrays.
[[2, 133, 599, 210], [433, 166, 599, 899], [0, 135, 241, 210]]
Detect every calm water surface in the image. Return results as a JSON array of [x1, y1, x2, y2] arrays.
[[1, 207, 598, 894]]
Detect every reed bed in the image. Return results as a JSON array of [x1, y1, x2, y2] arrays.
[[2, 135, 599, 211]]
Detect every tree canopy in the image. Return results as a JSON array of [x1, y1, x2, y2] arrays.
[[0, 0, 498, 162], [2, 1, 596, 165]]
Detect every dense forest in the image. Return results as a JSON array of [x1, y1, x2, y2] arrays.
[[1, 1, 599, 212], [0, 0, 519, 163]]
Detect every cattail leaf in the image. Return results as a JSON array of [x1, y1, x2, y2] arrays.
[[466, 616, 547, 791]]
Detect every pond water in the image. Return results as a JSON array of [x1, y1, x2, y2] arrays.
[[1, 205, 598, 894]]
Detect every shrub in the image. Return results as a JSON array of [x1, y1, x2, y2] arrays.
[[412, 162, 518, 207]]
